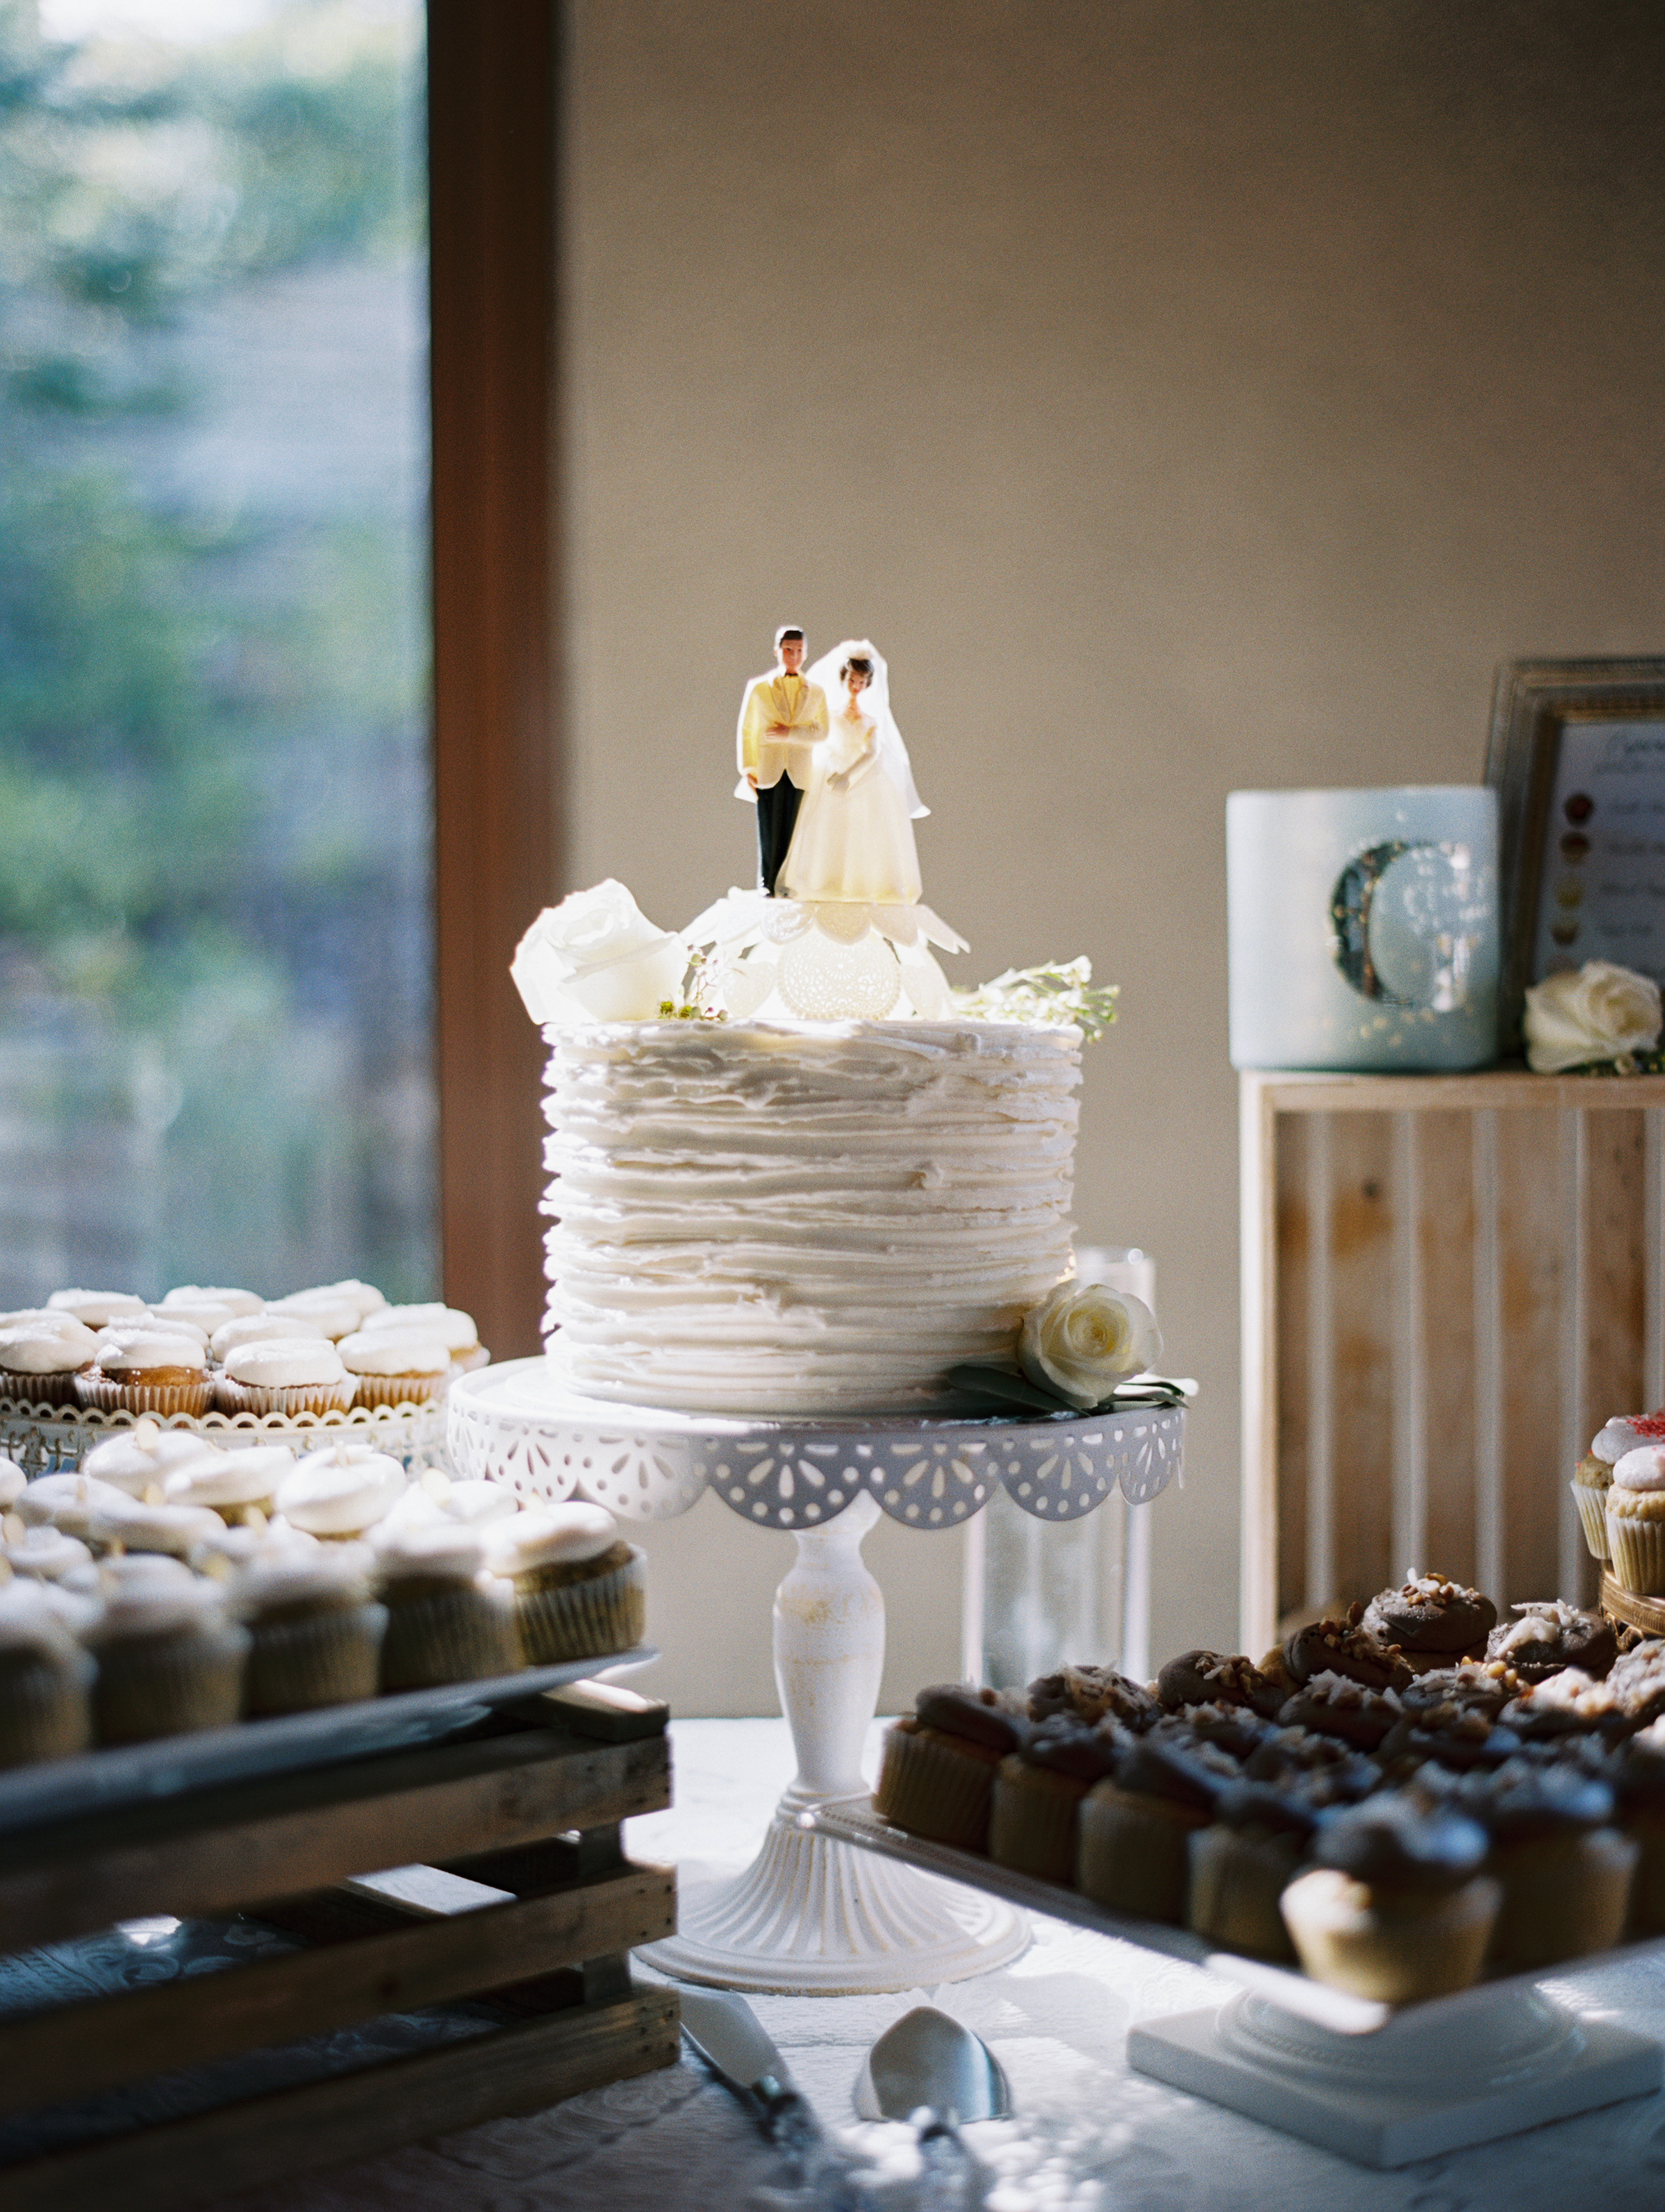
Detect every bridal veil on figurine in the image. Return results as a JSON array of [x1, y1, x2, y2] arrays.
[[702, 631, 966, 1021]]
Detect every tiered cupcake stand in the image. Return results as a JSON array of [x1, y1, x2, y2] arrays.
[[452, 1363, 1665, 2169], [447, 1358, 1182, 1994], [0, 1394, 450, 1478]]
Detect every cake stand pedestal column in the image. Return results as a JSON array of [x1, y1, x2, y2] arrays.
[[638, 1492, 1029, 1993], [447, 1360, 1184, 1996]]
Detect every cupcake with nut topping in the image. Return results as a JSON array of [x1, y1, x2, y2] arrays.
[[875, 1683, 1028, 1851]]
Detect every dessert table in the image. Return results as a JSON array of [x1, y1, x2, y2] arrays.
[[206, 1717, 1665, 2212]]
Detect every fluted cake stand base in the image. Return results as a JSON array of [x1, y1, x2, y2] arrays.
[[640, 1785, 1028, 1995]]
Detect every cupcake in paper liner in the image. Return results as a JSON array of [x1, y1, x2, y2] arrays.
[[262, 1291, 367, 1344], [337, 1326, 452, 1410], [274, 1442, 407, 1543], [0, 1314, 99, 1409], [484, 1503, 645, 1665], [74, 1326, 213, 1419], [164, 1442, 297, 1526], [233, 1549, 388, 1712], [87, 1576, 249, 1744], [374, 1524, 517, 1688], [0, 1583, 97, 1767], [83, 1417, 224, 1500], [45, 1289, 147, 1330], [1608, 1445, 1665, 1596], [359, 1303, 487, 1374], [83, 1494, 229, 1562], [875, 1685, 1028, 1851], [216, 1338, 354, 1420]]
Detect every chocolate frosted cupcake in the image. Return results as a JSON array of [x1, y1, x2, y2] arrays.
[[1360, 1574, 1496, 1672], [1156, 1701, 1275, 1763], [217, 1338, 354, 1420], [1277, 1671, 1402, 1751], [1188, 1778, 1323, 1962], [234, 1549, 388, 1713], [1485, 1600, 1617, 1684], [88, 1576, 250, 1744], [1398, 1658, 1522, 1720], [1245, 1726, 1380, 1802], [988, 1716, 1121, 1883], [1157, 1649, 1286, 1719], [1076, 1734, 1238, 1922], [0, 1583, 97, 1767], [1454, 1758, 1637, 1967], [1028, 1662, 1159, 1733], [1280, 1790, 1498, 2002], [0, 1314, 99, 1408], [376, 1526, 517, 1689], [1284, 1604, 1412, 1694], [1609, 1642, 1665, 1733], [1499, 1669, 1634, 1747], [75, 1328, 212, 1419], [1607, 1446, 1665, 1596], [1378, 1700, 1521, 1776], [483, 1503, 645, 1663], [874, 1685, 1027, 1850]]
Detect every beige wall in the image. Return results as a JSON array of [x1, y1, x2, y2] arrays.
[[562, 0, 1665, 1713]]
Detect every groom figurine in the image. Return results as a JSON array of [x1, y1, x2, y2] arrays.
[[735, 625, 828, 895]]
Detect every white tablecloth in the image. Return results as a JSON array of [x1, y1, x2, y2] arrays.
[[217, 1718, 1665, 2212]]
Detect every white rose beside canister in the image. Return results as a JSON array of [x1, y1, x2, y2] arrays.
[[1523, 960, 1663, 1073], [1017, 1280, 1163, 1411], [511, 880, 686, 1025]]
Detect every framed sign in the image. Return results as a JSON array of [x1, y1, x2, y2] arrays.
[[1486, 657, 1665, 1047]]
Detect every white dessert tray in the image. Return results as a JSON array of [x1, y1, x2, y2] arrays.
[[809, 1798, 1665, 2167], [0, 1645, 656, 1838]]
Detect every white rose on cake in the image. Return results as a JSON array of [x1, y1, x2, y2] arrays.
[[1018, 1280, 1163, 1410], [511, 880, 686, 1025], [1523, 959, 1662, 1073]]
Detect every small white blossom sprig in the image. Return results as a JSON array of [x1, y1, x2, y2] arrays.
[[1523, 959, 1664, 1075], [952, 957, 1119, 1040]]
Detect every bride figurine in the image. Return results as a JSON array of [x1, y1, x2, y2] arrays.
[[777, 641, 927, 906]]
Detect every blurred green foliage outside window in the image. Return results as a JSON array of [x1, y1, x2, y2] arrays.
[[0, 0, 433, 1305]]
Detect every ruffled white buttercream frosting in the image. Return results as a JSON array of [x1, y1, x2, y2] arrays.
[[539, 1018, 1081, 1415]]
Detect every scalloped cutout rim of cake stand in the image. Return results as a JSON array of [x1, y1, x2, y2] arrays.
[[809, 1800, 1665, 2166]]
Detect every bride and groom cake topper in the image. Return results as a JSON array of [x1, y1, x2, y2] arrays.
[[736, 625, 928, 905]]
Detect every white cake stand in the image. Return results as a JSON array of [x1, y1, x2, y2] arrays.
[[448, 1357, 1183, 1995]]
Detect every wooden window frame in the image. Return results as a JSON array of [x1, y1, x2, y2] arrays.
[[428, 1, 561, 1359]]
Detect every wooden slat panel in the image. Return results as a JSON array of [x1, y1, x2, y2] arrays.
[[1274, 1112, 1310, 1627], [0, 1864, 674, 2117], [1239, 1075, 1280, 1653], [1584, 1107, 1648, 1433], [1326, 1116, 1395, 1606], [1250, 1071, 1665, 1115], [0, 1730, 670, 1952], [1418, 1111, 1476, 1585], [1498, 1109, 1564, 1604], [1649, 1108, 1665, 1410], [0, 1990, 680, 2212]]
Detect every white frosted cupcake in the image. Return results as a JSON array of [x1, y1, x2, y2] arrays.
[[0, 1583, 97, 1767], [210, 1312, 323, 1364], [310, 1280, 388, 1326], [233, 1549, 388, 1713], [83, 1417, 223, 1499], [161, 1285, 263, 1320], [442, 1478, 520, 1528], [0, 1314, 100, 1408], [84, 1494, 227, 1561], [0, 1456, 26, 1511], [1609, 1446, 1665, 1595], [47, 1289, 147, 1328], [363, 1303, 486, 1371], [148, 1296, 238, 1337], [263, 1293, 363, 1343], [1, 1525, 93, 1583], [216, 1338, 354, 1419], [165, 1444, 296, 1524], [370, 1482, 448, 1544], [275, 1444, 406, 1541], [336, 1328, 452, 1410], [15, 1473, 144, 1546], [376, 1524, 518, 1689], [88, 1576, 249, 1744], [484, 1503, 645, 1664], [76, 1328, 212, 1419]]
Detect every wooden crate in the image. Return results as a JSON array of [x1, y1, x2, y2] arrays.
[[1241, 1070, 1665, 1653], [0, 1683, 679, 2211]]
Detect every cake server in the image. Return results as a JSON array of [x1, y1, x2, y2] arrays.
[[678, 1986, 821, 2162], [852, 2006, 1011, 2124]]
